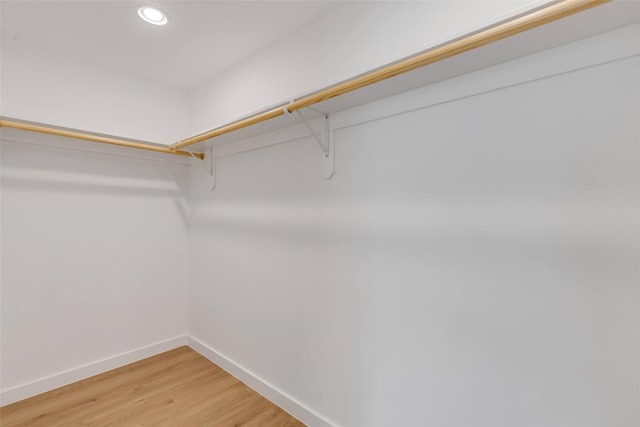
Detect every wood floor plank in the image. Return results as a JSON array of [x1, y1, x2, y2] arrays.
[[0, 346, 305, 427]]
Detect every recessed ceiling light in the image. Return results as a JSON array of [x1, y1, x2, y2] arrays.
[[137, 6, 168, 26]]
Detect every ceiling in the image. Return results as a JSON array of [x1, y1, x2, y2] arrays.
[[0, 0, 336, 91]]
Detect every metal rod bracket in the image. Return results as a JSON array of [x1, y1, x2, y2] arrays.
[[208, 147, 216, 191], [293, 111, 334, 179], [295, 110, 329, 156], [321, 116, 334, 179], [189, 147, 216, 190]]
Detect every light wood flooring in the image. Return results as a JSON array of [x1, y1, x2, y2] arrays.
[[0, 346, 305, 426]]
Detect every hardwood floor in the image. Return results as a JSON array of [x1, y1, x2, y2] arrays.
[[0, 346, 305, 426]]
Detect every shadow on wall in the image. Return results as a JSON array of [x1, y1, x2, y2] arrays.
[[1, 139, 192, 229]]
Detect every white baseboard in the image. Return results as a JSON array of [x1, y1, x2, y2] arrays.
[[2, 335, 338, 427], [187, 335, 337, 427], [0, 335, 188, 406]]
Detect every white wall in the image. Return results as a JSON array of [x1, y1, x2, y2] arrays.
[[188, 25, 640, 427], [0, 37, 190, 145], [0, 134, 190, 404], [188, 0, 551, 135]]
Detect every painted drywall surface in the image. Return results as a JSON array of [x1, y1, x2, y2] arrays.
[[0, 136, 190, 395], [188, 0, 551, 135], [188, 28, 640, 426], [0, 37, 190, 145]]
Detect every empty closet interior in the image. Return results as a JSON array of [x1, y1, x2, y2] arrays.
[[1, 1, 639, 426]]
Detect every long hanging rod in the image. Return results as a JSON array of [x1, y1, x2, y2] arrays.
[[171, 0, 607, 151], [0, 120, 204, 159]]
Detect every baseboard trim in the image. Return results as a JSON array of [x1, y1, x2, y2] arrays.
[[0, 335, 188, 406], [3, 334, 336, 425], [187, 335, 337, 427]]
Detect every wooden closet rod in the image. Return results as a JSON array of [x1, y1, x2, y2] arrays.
[[0, 120, 205, 159], [171, 0, 607, 151]]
